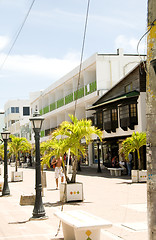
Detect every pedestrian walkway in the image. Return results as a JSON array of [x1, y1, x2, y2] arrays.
[[0, 164, 147, 240]]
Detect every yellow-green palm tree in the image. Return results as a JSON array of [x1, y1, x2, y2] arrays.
[[120, 131, 146, 170], [0, 143, 4, 160], [8, 135, 32, 171], [41, 114, 102, 183]]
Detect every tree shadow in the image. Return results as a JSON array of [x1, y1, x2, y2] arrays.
[[44, 200, 92, 208]]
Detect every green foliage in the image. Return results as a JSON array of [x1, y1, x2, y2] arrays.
[[0, 144, 4, 159], [41, 114, 102, 183], [8, 135, 32, 171], [120, 131, 146, 170]]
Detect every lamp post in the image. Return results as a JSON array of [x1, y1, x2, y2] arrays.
[[97, 138, 102, 173], [1, 128, 10, 196], [29, 109, 46, 219]]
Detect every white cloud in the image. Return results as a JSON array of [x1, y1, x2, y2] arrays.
[[115, 35, 147, 54], [0, 52, 80, 79], [0, 36, 9, 51]]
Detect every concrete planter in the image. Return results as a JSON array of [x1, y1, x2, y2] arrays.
[[10, 162, 15, 167], [21, 163, 28, 168], [11, 171, 23, 182], [131, 170, 139, 183], [131, 170, 147, 183], [60, 182, 83, 202], [20, 194, 35, 205], [139, 170, 147, 182], [0, 181, 3, 191], [41, 171, 47, 188]]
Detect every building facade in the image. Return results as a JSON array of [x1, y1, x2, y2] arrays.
[[30, 49, 146, 147], [0, 112, 4, 139], [88, 62, 146, 168], [4, 99, 31, 139]]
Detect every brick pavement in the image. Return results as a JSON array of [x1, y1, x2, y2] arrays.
[[0, 164, 147, 240]]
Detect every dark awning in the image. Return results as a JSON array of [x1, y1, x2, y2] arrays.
[[87, 91, 139, 111]]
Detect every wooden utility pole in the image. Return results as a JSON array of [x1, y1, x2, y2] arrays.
[[147, 0, 156, 239]]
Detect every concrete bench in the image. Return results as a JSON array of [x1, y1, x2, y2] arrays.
[[54, 210, 112, 240], [21, 163, 28, 168], [108, 168, 125, 176]]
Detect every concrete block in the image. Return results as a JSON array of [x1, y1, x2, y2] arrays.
[[20, 194, 35, 205]]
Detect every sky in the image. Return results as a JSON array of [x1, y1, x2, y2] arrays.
[[0, 0, 147, 111]]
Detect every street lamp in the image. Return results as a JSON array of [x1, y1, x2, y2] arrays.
[[1, 128, 10, 196], [97, 138, 102, 173], [29, 109, 46, 219]]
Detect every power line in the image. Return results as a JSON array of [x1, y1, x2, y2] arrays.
[[74, 0, 91, 117], [0, 0, 36, 71]]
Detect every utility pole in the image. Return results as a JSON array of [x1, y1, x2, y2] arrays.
[[146, 0, 156, 239]]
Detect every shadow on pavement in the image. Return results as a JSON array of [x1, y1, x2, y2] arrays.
[[77, 166, 131, 180], [44, 200, 91, 208]]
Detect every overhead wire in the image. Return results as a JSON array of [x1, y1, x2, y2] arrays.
[[137, 18, 156, 74], [55, 0, 91, 237], [74, 0, 91, 117], [0, 0, 36, 71]]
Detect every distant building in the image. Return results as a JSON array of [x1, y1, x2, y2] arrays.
[[0, 111, 4, 139], [4, 99, 30, 138]]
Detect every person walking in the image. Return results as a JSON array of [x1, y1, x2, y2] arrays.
[[126, 152, 132, 176], [51, 156, 64, 189]]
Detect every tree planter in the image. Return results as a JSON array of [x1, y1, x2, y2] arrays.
[[21, 163, 28, 168], [60, 182, 83, 202], [139, 170, 147, 182], [131, 170, 147, 183], [10, 162, 15, 167], [131, 170, 139, 183], [11, 171, 23, 182], [0, 181, 3, 191]]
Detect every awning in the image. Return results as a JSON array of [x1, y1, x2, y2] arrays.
[[87, 91, 139, 111]]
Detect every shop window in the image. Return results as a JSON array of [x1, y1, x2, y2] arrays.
[[97, 111, 103, 129], [111, 109, 117, 121], [130, 103, 137, 117], [103, 109, 111, 132]]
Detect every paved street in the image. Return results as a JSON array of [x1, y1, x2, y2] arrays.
[[0, 164, 147, 240]]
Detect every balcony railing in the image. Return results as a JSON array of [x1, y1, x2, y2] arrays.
[[39, 80, 97, 115]]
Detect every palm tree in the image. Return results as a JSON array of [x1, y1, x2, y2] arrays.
[[120, 132, 146, 170], [0, 143, 4, 160], [41, 114, 102, 183], [8, 135, 32, 172]]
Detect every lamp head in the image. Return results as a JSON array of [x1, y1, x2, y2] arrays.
[[1, 128, 10, 140], [29, 108, 44, 132]]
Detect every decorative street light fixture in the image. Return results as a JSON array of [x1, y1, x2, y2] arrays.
[[1, 128, 10, 196], [29, 108, 46, 219], [97, 138, 102, 173]]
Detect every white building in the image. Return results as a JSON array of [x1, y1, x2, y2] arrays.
[[30, 49, 146, 144], [4, 99, 30, 138], [0, 112, 4, 139]]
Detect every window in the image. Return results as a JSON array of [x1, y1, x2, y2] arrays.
[[23, 107, 30, 116], [130, 103, 137, 117], [125, 83, 132, 93], [11, 107, 19, 113], [112, 109, 117, 121], [97, 111, 103, 125], [119, 105, 129, 119], [103, 109, 111, 122]]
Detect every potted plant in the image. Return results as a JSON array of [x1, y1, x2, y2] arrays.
[[120, 131, 146, 182], [8, 135, 32, 182], [41, 114, 102, 202]]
